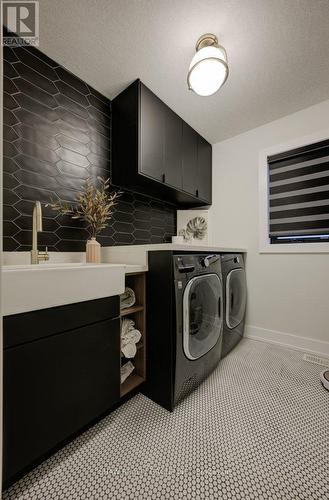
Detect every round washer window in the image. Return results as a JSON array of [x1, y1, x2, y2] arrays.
[[183, 274, 222, 360]]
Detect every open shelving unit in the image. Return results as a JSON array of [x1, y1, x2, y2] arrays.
[[121, 305, 144, 317], [120, 272, 146, 397]]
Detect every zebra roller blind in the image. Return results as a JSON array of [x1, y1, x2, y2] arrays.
[[268, 138, 329, 243]]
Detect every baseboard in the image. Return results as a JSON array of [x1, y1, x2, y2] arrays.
[[245, 325, 329, 357]]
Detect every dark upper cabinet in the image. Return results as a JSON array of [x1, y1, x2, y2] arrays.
[[197, 135, 212, 203], [182, 122, 198, 196], [140, 84, 165, 183], [112, 79, 212, 207], [140, 85, 183, 189], [164, 106, 183, 189]]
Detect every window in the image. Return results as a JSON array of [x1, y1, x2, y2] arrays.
[[268, 138, 329, 244], [259, 130, 329, 253]]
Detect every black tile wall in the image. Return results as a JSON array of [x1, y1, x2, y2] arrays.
[[3, 34, 176, 251]]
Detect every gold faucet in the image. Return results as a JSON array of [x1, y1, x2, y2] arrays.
[[31, 201, 50, 264]]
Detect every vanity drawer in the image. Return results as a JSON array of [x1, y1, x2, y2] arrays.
[[4, 296, 120, 348]]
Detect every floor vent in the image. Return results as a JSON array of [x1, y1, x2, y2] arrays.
[[303, 353, 329, 367]]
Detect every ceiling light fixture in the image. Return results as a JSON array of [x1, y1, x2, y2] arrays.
[[187, 33, 228, 97]]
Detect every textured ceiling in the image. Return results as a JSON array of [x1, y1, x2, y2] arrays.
[[33, 0, 329, 143]]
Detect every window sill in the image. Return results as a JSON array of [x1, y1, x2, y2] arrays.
[[259, 242, 329, 254]]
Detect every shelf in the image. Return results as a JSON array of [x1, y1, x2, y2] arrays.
[[120, 373, 145, 397], [125, 269, 148, 276], [120, 272, 146, 398], [121, 305, 144, 316]]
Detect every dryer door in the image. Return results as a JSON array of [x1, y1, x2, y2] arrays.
[[183, 274, 222, 360], [226, 269, 247, 329]]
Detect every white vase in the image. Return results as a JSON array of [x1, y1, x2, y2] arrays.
[[86, 237, 101, 263]]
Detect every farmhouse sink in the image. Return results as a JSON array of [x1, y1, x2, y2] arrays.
[[2, 263, 126, 316]]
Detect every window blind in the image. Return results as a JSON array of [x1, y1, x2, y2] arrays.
[[268, 138, 329, 243]]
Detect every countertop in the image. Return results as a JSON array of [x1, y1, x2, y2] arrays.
[[3, 246, 246, 271], [2, 246, 244, 314], [124, 264, 148, 273], [2, 252, 148, 273], [2, 254, 147, 315], [101, 243, 246, 268]]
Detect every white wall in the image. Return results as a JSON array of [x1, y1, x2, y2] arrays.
[[211, 99, 329, 353]]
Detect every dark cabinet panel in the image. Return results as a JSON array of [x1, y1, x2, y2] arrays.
[[111, 81, 139, 189], [140, 84, 164, 182], [197, 135, 212, 203], [3, 304, 120, 486], [4, 296, 119, 348], [112, 79, 212, 207], [182, 122, 198, 196], [164, 107, 183, 189]]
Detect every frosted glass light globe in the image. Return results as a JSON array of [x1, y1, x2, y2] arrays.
[[188, 41, 228, 97]]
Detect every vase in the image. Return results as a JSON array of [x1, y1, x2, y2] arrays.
[[86, 237, 101, 263]]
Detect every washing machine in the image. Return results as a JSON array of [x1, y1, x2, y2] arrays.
[[144, 251, 223, 411], [221, 253, 247, 357]]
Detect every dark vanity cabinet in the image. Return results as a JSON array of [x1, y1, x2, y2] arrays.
[[112, 79, 212, 206], [3, 297, 120, 487]]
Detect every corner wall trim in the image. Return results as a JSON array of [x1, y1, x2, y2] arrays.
[[245, 325, 329, 357]]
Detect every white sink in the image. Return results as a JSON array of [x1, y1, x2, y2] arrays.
[[2, 262, 126, 316], [5, 262, 88, 270]]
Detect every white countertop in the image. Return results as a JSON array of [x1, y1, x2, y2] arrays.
[[124, 264, 148, 273], [2, 252, 148, 273], [2, 245, 244, 314], [101, 244, 246, 268], [1, 253, 148, 316]]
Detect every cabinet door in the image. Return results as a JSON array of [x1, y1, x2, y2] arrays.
[[197, 135, 212, 203], [140, 84, 164, 182], [182, 122, 198, 196], [3, 318, 120, 485], [164, 108, 182, 189]]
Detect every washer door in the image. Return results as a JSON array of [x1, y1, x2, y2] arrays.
[[226, 269, 247, 329], [183, 274, 222, 360]]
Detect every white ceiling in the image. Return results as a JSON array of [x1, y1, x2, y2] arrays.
[[37, 0, 329, 144]]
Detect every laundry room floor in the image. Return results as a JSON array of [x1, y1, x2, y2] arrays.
[[3, 339, 328, 500]]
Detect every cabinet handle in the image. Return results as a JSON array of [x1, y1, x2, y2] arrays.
[[162, 173, 166, 183], [196, 189, 199, 197]]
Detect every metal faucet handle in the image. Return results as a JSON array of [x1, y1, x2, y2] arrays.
[[38, 246, 49, 261], [31, 201, 49, 264]]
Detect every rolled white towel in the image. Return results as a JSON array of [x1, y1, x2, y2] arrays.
[[120, 287, 136, 310], [121, 361, 135, 383], [121, 318, 142, 358]]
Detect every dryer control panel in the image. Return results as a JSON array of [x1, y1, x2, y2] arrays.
[[173, 254, 222, 279]]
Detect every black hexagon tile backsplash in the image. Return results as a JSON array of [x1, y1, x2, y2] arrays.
[[3, 39, 176, 251]]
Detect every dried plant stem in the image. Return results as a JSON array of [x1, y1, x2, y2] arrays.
[[47, 178, 121, 239]]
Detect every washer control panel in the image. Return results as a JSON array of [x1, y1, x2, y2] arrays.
[[174, 254, 221, 278]]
